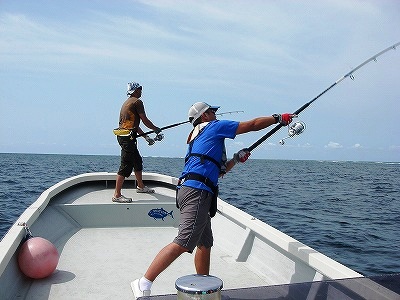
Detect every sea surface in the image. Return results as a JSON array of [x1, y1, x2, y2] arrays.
[[0, 153, 399, 277]]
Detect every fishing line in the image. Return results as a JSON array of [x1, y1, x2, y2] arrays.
[[137, 110, 244, 137], [247, 42, 400, 152]]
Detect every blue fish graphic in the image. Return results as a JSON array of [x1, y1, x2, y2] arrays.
[[148, 208, 174, 221]]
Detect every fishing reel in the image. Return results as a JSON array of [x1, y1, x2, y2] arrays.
[[279, 121, 306, 145], [154, 133, 164, 142], [145, 133, 164, 146]]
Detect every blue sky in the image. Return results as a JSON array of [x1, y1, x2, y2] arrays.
[[0, 0, 399, 162]]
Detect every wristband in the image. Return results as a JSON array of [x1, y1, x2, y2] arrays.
[[272, 114, 280, 124]]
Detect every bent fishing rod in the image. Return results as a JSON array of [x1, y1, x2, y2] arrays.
[[247, 41, 400, 152], [137, 110, 244, 137]]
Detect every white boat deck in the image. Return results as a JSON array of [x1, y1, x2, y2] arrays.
[[0, 173, 365, 300], [29, 226, 272, 299], [12, 180, 273, 299], [36, 187, 276, 299]]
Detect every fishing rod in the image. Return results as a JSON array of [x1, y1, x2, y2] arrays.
[[247, 42, 400, 152], [137, 110, 244, 137]]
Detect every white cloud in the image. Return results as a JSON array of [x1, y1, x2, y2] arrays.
[[325, 142, 343, 149], [302, 143, 312, 148]]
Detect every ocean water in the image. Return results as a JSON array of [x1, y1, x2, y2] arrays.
[[0, 153, 399, 277]]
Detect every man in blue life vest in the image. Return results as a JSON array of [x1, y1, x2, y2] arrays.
[[132, 102, 293, 298], [113, 82, 163, 203]]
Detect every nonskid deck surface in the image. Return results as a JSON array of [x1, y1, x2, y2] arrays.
[[26, 227, 269, 300]]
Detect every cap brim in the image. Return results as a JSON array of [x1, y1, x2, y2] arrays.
[[209, 105, 220, 111]]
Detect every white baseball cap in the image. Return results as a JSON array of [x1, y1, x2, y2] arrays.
[[188, 102, 219, 124]]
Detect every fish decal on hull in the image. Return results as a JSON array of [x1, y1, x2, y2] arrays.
[[148, 208, 174, 221]]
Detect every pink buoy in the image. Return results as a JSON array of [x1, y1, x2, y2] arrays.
[[18, 237, 59, 279]]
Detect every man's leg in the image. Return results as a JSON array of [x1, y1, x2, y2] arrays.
[[144, 242, 188, 282], [194, 245, 211, 275], [134, 170, 145, 189], [114, 174, 125, 198]]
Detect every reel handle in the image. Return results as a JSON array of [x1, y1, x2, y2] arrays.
[[279, 121, 306, 145]]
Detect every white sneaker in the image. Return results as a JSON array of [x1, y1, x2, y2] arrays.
[[112, 195, 132, 203], [136, 186, 155, 193], [131, 279, 151, 299]]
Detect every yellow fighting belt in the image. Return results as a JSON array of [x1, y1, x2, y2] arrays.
[[113, 128, 131, 136]]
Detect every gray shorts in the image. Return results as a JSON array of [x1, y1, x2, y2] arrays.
[[173, 186, 213, 252]]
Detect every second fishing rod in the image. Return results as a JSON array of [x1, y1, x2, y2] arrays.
[[137, 110, 244, 137]]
